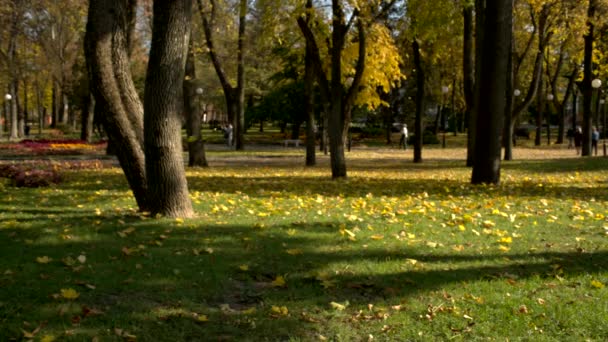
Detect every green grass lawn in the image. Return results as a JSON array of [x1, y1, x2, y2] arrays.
[[1, 147, 607, 341]]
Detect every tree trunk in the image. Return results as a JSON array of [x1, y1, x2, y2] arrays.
[[144, 0, 194, 217], [184, 36, 208, 167], [467, 0, 485, 167], [21, 78, 28, 137], [85, 0, 148, 211], [51, 82, 57, 128], [503, 27, 514, 161], [471, 0, 511, 184], [535, 80, 544, 146], [412, 39, 424, 163], [304, 13, 316, 166], [81, 93, 95, 142], [582, 0, 596, 156], [234, 0, 247, 150]]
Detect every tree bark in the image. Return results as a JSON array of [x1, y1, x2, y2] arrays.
[[467, 0, 485, 167], [582, 0, 596, 156], [412, 39, 424, 163], [144, 0, 194, 217], [304, 0, 316, 166], [471, 0, 512, 184], [81, 93, 95, 142], [85, 0, 148, 211]]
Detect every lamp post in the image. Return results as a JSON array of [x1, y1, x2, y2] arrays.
[[3, 94, 12, 140], [601, 98, 606, 156], [546, 93, 554, 145], [196, 87, 203, 116], [441, 85, 449, 148], [592, 79, 602, 156]]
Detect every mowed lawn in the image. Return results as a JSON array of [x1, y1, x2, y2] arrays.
[[1, 146, 607, 341]]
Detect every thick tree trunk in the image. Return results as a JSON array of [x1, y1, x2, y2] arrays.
[[85, 0, 148, 211], [471, 0, 511, 184], [144, 0, 194, 217], [184, 37, 208, 167], [412, 39, 424, 163]]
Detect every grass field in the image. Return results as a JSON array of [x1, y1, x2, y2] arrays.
[[1, 139, 607, 341]]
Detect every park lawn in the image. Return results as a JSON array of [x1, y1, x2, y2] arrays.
[[0, 148, 607, 341]]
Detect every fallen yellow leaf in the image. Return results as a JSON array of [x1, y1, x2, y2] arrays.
[[271, 275, 286, 287], [36, 256, 52, 264], [60, 288, 80, 300]]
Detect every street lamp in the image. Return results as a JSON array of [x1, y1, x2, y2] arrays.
[[441, 85, 449, 148], [3, 94, 12, 139], [546, 93, 554, 145], [601, 98, 607, 156], [195, 87, 204, 123]]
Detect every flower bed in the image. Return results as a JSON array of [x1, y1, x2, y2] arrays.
[[0, 139, 107, 156], [0, 160, 111, 187]]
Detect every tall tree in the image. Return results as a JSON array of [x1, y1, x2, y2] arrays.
[[144, 0, 194, 217], [85, 0, 148, 211], [582, 0, 597, 156], [197, 0, 248, 150], [303, 0, 316, 167], [297, 0, 367, 178], [471, 0, 512, 184]]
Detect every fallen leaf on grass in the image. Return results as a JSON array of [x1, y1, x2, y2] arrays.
[[40, 335, 56, 342], [36, 256, 52, 264], [271, 275, 286, 287], [330, 301, 348, 311], [60, 288, 80, 300], [285, 248, 303, 255], [270, 306, 289, 317]]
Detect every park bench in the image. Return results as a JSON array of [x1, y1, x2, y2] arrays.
[[283, 139, 301, 147]]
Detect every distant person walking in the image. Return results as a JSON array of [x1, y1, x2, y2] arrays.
[[223, 124, 233, 147], [566, 127, 574, 149], [399, 124, 408, 150], [574, 126, 583, 155], [592, 127, 600, 155]]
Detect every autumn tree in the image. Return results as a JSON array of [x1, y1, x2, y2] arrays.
[[471, 0, 512, 184], [197, 0, 248, 150], [298, 0, 402, 178]]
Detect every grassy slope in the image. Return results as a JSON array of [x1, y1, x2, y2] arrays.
[[0, 145, 607, 341]]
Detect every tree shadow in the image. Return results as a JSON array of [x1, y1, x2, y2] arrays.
[[1, 214, 606, 340]]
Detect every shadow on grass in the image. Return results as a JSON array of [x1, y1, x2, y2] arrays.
[[1, 213, 606, 340]]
